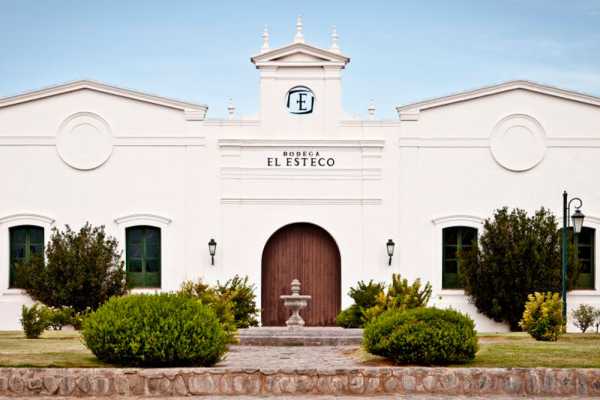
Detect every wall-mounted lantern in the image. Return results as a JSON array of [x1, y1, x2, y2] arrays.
[[208, 238, 217, 265], [386, 239, 395, 266]]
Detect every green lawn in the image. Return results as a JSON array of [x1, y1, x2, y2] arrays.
[[0, 331, 108, 368], [2, 330, 600, 368]]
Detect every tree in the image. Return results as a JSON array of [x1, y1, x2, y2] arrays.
[[16, 223, 127, 312], [459, 207, 580, 331]]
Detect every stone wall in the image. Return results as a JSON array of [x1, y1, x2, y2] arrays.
[[1, 367, 600, 397]]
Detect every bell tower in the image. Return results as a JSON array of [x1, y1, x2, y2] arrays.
[[251, 17, 350, 136]]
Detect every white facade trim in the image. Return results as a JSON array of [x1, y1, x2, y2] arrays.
[[221, 198, 382, 205], [218, 138, 385, 148], [114, 213, 172, 226], [431, 214, 485, 226]]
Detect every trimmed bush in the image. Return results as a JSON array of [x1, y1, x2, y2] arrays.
[[364, 307, 478, 365], [82, 294, 228, 367], [519, 292, 564, 341], [572, 304, 596, 333], [20, 303, 51, 339]]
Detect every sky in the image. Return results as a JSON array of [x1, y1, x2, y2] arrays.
[[1, 0, 599, 118]]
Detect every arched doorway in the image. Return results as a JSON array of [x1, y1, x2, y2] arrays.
[[261, 223, 341, 326]]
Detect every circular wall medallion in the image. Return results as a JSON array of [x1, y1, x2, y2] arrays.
[[490, 114, 546, 172], [56, 112, 113, 170]]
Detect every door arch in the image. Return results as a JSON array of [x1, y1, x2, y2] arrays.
[[261, 222, 341, 326]]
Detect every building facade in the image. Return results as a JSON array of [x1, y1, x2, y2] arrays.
[[1, 20, 600, 331]]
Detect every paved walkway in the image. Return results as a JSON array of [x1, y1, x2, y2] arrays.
[[217, 345, 369, 369]]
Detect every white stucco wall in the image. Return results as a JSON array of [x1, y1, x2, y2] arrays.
[[1, 39, 600, 332]]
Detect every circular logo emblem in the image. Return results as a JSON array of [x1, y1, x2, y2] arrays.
[[286, 86, 315, 114]]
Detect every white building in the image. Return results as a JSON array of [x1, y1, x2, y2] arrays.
[[1, 19, 600, 331]]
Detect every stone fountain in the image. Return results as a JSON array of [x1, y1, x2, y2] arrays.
[[280, 279, 311, 329]]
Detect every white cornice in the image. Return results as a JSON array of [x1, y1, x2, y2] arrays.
[[114, 213, 172, 226], [0, 80, 208, 117], [251, 42, 349, 68], [218, 138, 384, 148], [221, 198, 381, 206], [431, 215, 485, 226], [0, 213, 55, 226], [395, 80, 600, 118]]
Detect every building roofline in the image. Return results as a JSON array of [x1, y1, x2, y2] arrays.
[[395, 80, 600, 114], [0, 79, 208, 112]]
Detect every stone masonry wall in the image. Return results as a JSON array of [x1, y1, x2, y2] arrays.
[[1, 367, 600, 397]]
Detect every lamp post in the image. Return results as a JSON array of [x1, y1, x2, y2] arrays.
[[562, 191, 585, 321], [386, 239, 395, 266], [208, 238, 217, 265]]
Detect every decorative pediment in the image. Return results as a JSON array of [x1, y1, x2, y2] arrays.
[[251, 42, 349, 68], [396, 80, 600, 119], [0, 80, 207, 119]]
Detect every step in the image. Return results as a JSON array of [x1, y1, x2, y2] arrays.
[[237, 327, 363, 346]]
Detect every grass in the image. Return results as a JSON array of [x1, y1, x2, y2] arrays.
[[0, 330, 108, 368], [358, 332, 600, 369], [2, 330, 600, 368]]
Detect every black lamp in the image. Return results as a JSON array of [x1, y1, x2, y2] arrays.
[[386, 239, 395, 266], [208, 238, 217, 265]]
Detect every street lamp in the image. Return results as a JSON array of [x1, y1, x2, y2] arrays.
[[386, 239, 395, 266], [208, 238, 217, 266], [562, 191, 584, 321]]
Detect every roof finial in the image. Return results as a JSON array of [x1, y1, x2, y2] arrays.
[[294, 15, 304, 43], [368, 99, 376, 120], [261, 25, 270, 53], [330, 25, 340, 53], [227, 98, 236, 120]]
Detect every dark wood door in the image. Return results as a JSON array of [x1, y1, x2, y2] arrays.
[[261, 223, 341, 326]]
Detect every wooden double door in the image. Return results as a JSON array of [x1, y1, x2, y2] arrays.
[[261, 223, 341, 326]]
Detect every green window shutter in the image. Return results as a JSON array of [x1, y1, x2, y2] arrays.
[[9, 225, 44, 288], [442, 226, 477, 289], [574, 227, 595, 290], [126, 226, 161, 288]]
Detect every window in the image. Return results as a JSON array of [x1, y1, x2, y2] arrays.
[[442, 226, 477, 289], [126, 226, 161, 288], [575, 227, 595, 290], [9, 225, 44, 288]]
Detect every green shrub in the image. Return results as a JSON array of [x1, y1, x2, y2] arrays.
[[364, 307, 478, 365], [215, 275, 259, 328], [16, 223, 127, 312], [519, 292, 564, 341], [363, 273, 432, 322], [20, 303, 51, 339], [459, 207, 581, 330], [47, 306, 75, 330], [572, 304, 596, 333], [336, 280, 384, 328], [178, 280, 236, 337], [82, 294, 228, 367]]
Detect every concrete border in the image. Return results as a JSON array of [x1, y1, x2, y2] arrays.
[[1, 366, 600, 397]]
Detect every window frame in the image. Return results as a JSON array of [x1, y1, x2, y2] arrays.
[[432, 215, 483, 294], [572, 226, 596, 291], [442, 226, 478, 290], [0, 213, 54, 293], [8, 225, 45, 288], [125, 225, 162, 288], [114, 213, 171, 291]]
